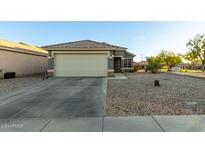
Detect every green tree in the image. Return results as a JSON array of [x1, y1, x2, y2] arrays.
[[146, 56, 160, 63], [183, 51, 200, 67], [186, 34, 205, 71], [157, 50, 182, 69]]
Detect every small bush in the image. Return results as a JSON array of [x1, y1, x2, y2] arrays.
[[133, 64, 140, 72], [146, 62, 161, 73]]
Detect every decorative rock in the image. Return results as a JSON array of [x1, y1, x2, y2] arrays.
[[184, 102, 198, 105], [154, 80, 160, 87]]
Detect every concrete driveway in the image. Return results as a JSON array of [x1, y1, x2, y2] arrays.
[[0, 78, 107, 131], [2, 77, 204, 132]]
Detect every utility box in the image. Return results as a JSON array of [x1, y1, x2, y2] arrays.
[[4, 72, 16, 79]]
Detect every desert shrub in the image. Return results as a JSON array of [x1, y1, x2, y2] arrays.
[[146, 62, 161, 73]]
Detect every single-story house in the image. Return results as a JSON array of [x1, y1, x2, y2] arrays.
[[134, 61, 148, 69], [42, 40, 136, 77], [0, 39, 48, 78]]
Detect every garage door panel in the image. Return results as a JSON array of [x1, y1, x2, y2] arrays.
[[55, 53, 107, 77]]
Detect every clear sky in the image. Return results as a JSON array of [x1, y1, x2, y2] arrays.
[[0, 21, 205, 61]]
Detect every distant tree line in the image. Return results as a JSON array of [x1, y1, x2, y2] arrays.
[[146, 51, 182, 73], [145, 34, 205, 73]]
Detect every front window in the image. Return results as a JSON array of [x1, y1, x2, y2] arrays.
[[124, 58, 132, 67]]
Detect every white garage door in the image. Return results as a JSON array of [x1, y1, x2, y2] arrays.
[[55, 53, 108, 77]]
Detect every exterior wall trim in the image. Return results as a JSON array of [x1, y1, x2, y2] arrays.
[[52, 50, 110, 57]]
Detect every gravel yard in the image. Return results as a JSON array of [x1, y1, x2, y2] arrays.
[[0, 75, 43, 95], [106, 73, 205, 116]]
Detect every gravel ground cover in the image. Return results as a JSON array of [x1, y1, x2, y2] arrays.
[[0, 75, 43, 95], [106, 73, 205, 116]]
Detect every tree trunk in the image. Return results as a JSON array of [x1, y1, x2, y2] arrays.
[[202, 61, 205, 72], [191, 62, 194, 69], [167, 62, 169, 69]]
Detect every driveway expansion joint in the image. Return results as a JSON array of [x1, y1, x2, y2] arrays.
[[102, 116, 105, 132], [151, 116, 165, 132], [39, 119, 52, 132]]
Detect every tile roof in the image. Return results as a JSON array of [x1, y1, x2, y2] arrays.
[[42, 40, 127, 50], [0, 39, 48, 55], [125, 51, 136, 57]]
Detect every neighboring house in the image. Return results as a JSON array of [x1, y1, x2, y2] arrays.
[[177, 62, 202, 70], [0, 39, 48, 78], [134, 61, 148, 69], [42, 40, 135, 77]]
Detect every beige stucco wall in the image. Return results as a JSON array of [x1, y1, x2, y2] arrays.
[[0, 49, 48, 77]]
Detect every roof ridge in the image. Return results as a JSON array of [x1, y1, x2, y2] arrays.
[[42, 39, 127, 50], [100, 41, 127, 49], [42, 40, 92, 48], [81, 40, 127, 49]]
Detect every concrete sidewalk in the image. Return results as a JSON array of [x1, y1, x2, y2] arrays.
[[107, 73, 127, 80], [1, 115, 205, 132]]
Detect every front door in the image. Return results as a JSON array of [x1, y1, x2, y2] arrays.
[[114, 57, 121, 73]]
